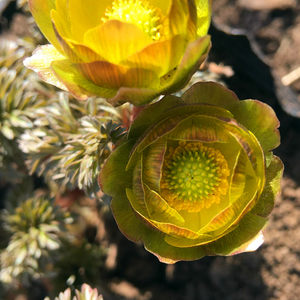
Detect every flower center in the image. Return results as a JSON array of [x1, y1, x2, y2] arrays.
[[160, 142, 230, 212], [103, 0, 162, 41]]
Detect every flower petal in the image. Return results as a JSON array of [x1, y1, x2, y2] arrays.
[[68, 0, 112, 42], [128, 95, 182, 139], [231, 100, 280, 153], [126, 188, 200, 240], [23, 44, 67, 91], [111, 187, 207, 263], [196, 0, 212, 36], [182, 81, 239, 108], [99, 140, 134, 197], [76, 60, 160, 89], [208, 211, 267, 256], [28, 0, 62, 52], [166, 114, 232, 142], [143, 184, 185, 225], [51, 12, 103, 62], [167, 0, 190, 36], [84, 20, 152, 64], [142, 141, 167, 192], [51, 59, 116, 100], [122, 35, 187, 76], [136, 112, 233, 155], [251, 155, 283, 217], [108, 86, 159, 106], [161, 35, 211, 92]]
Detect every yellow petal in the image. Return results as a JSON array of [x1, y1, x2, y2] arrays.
[[84, 20, 152, 64], [196, 0, 212, 37], [68, 0, 112, 42], [161, 35, 211, 91], [28, 0, 62, 52], [51, 10, 103, 63], [166, 0, 190, 36], [123, 35, 187, 76], [76, 60, 159, 89], [51, 59, 116, 100], [148, 0, 172, 15], [143, 184, 185, 225]]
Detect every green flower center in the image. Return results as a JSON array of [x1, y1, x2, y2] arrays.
[[161, 142, 230, 212], [103, 0, 162, 41]]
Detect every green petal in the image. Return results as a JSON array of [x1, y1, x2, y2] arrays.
[[111, 188, 207, 263], [99, 140, 134, 197], [252, 155, 283, 217], [182, 81, 239, 108], [208, 211, 267, 256], [128, 95, 182, 140], [108, 86, 160, 106], [135, 106, 233, 154], [131, 158, 148, 215], [126, 188, 200, 240], [225, 121, 265, 190], [230, 100, 280, 153], [143, 184, 185, 225], [142, 141, 167, 191], [111, 188, 145, 243], [162, 35, 211, 93], [166, 114, 232, 142], [51, 59, 116, 100]]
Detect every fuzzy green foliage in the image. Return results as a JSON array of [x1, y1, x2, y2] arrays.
[[19, 93, 125, 197], [0, 185, 71, 284], [0, 38, 49, 181]]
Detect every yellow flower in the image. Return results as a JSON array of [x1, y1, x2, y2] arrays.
[[24, 0, 211, 105], [99, 82, 283, 263]]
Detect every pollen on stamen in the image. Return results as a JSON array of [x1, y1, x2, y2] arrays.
[[160, 142, 230, 212], [102, 0, 162, 41]]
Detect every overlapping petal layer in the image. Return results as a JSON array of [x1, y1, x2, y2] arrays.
[[100, 82, 283, 263], [25, 0, 212, 105]]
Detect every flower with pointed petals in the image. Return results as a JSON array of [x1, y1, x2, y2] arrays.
[[24, 0, 211, 106], [99, 82, 283, 263]]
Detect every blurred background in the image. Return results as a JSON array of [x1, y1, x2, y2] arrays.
[[0, 0, 300, 299]]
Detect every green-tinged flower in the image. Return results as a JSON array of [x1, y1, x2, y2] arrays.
[[45, 284, 103, 300], [24, 0, 211, 106], [99, 82, 283, 263]]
